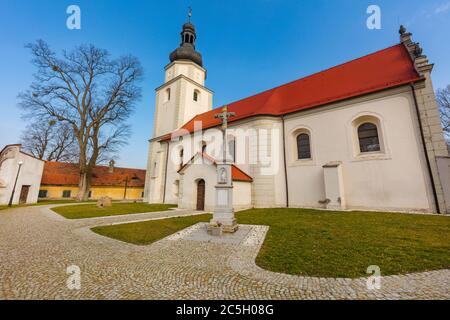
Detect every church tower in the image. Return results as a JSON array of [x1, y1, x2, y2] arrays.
[[152, 20, 213, 137], [145, 17, 213, 203]]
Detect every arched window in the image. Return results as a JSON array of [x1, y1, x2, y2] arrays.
[[201, 141, 207, 153], [297, 133, 311, 160], [165, 88, 171, 102], [193, 90, 199, 102], [179, 148, 184, 167], [358, 123, 380, 153]]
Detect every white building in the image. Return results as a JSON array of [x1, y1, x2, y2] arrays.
[[0, 144, 44, 205], [144, 23, 450, 214]]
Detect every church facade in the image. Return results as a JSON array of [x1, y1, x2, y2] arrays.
[[144, 22, 450, 215]]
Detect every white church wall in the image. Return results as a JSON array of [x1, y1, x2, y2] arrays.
[[178, 78, 213, 129], [165, 61, 206, 86], [153, 81, 182, 137], [285, 89, 435, 212], [228, 118, 287, 208], [233, 181, 252, 210], [178, 163, 216, 211]]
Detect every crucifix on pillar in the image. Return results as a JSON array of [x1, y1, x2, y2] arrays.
[[209, 105, 238, 234]]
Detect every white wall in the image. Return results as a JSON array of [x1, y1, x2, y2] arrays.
[[179, 161, 216, 211], [285, 90, 434, 212], [0, 146, 44, 205], [233, 181, 252, 210], [178, 161, 252, 211]]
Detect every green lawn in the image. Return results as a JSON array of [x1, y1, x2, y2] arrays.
[[52, 203, 177, 219], [90, 208, 450, 278], [92, 214, 212, 245], [237, 209, 450, 278]]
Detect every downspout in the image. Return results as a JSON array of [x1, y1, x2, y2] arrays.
[[410, 84, 441, 214], [281, 116, 289, 207], [162, 141, 170, 203]]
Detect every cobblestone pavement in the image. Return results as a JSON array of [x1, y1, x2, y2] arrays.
[[0, 205, 449, 300]]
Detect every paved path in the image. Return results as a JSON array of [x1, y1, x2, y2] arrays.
[[0, 205, 449, 300]]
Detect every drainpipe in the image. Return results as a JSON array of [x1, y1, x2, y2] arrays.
[[162, 141, 170, 203], [281, 116, 289, 207], [410, 84, 441, 214]]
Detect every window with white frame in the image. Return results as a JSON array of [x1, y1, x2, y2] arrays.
[[351, 115, 385, 156]]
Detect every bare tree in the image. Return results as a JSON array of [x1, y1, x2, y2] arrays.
[[19, 40, 143, 201], [20, 119, 77, 162], [437, 85, 450, 150]]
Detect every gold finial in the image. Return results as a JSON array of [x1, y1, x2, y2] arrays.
[[222, 105, 228, 112]]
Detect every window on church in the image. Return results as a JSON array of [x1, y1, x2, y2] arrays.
[[179, 149, 184, 167], [358, 123, 380, 153], [297, 134, 311, 160], [201, 142, 207, 153], [193, 90, 199, 102], [165, 88, 171, 102]]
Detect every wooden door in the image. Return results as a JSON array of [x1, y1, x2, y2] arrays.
[[19, 185, 30, 204], [196, 180, 205, 211]]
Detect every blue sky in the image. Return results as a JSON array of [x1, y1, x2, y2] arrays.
[[1, 0, 449, 169]]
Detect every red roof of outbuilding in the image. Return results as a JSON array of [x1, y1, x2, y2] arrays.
[[41, 162, 146, 187], [162, 44, 421, 141]]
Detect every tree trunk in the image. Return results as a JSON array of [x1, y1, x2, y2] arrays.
[[77, 169, 91, 201]]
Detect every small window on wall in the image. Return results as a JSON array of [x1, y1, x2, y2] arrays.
[[297, 133, 311, 160], [141, 192, 145, 198], [358, 123, 380, 153], [38, 190, 48, 198], [62, 190, 71, 198], [165, 88, 171, 102], [201, 141, 207, 153], [193, 90, 200, 102], [88, 191, 92, 198]]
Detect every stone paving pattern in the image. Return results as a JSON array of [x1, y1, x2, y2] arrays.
[[0, 205, 449, 300]]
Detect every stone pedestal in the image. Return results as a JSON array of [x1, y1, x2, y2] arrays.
[[210, 162, 238, 233]]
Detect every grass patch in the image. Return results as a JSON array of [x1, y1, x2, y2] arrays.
[[87, 208, 450, 278], [92, 214, 211, 245], [52, 203, 176, 219], [236, 208, 450, 278]]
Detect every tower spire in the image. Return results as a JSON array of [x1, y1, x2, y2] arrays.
[[169, 13, 203, 67]]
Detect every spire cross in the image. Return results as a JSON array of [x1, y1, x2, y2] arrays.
[[214, 105, 236, 161], [188, 7, 192, 22]]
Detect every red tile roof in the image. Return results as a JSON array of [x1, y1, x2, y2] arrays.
[[41, 162, 146, 187], [178, 152, 253, 182], [162, 44, 422, 141]]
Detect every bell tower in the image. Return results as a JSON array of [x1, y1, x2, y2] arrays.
[[152, 17, 213, 138], [145, 14, 213, 203]]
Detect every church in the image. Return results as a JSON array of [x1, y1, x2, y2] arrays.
[[144, 21, 450, 215]]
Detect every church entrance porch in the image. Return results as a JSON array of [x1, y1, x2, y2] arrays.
[[196, 179, 205, 211]]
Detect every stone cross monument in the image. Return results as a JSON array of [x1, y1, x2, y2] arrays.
[[209, 105, 238, 233]]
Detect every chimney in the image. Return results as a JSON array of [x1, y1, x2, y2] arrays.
[[109, 160, 115, 173]]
